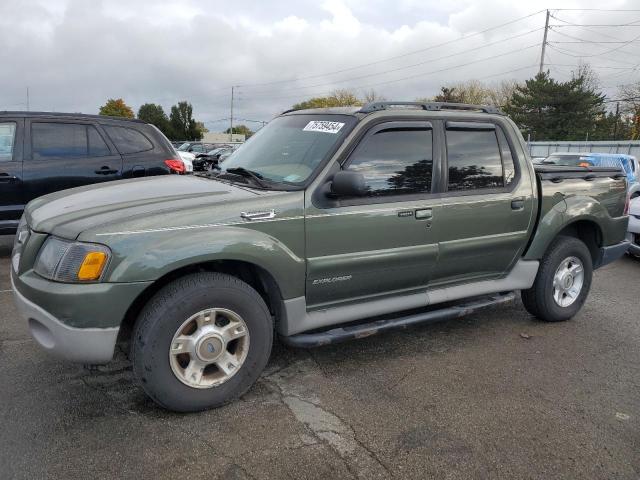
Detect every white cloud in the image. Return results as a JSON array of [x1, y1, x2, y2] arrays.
[[0, 0, 638, 129]]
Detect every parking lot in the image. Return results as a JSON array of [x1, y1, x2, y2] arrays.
[[1, 233, 638, 479]]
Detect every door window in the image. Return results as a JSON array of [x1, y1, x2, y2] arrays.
[[446, 127, 504, 191], [346, 127, 433, 196], [32, 122, 111, 159], [0, 122, 16, 161], [103, 125, 153, 154]]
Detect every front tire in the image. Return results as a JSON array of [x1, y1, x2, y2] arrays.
[[132, 272, 273, 412], [521, 236, 593, 322]]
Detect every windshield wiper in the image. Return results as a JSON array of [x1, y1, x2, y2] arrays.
[[224, 167, 270, 188]]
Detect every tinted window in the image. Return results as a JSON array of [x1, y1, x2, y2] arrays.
[[32, 123, 87, 159], [103, 125, 153, 154], [32, 123, 112, 160], [347, 127, 433, 196], [0, 122, 16, 161], [88, 126, 111, 156], [446, 129, 503, 191]]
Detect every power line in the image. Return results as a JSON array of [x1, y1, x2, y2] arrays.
[[243, 27, 543, 96], [236, 9, 547, 89], [546, 26, 640, 61], [247, 44, 540, 102]]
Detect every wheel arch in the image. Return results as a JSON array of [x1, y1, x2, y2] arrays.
[[117, 259, 286, 346]]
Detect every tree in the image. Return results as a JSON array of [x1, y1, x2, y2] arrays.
[[362, 89, 387, 103], [224, 124, 254, 138], [99, 98, 134, 118], [503, 71, 606, 141], [619, 82, 640, 140], [292, 89, 362, 110], [169, 101, 202, 141], [433, 87, 465, 103], [137, 103, 172, 137]]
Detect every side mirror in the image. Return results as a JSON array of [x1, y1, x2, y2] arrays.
[[330, 170, 367, 197]]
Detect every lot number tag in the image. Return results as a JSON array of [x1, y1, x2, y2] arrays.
[[303, 121, 345, 134]]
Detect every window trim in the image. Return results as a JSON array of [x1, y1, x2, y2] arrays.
[[442, 119, 522, 197]]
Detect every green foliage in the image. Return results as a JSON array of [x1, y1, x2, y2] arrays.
[[503, 72, 606, 141], [169, 101, 202, 141], [292, 89, 363, 110], [224, 124, 253, 137], [137, 103, 172, 138], [99, 98, 134, 118]]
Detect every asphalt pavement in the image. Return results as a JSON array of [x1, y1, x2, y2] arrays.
[[1, 234, 638, 479]]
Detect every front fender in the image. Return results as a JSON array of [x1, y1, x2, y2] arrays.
[[524, 194, 627, 260], [101, 225, 306, 299]]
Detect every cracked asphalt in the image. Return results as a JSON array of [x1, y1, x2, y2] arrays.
[[1, 234, 639, 479]]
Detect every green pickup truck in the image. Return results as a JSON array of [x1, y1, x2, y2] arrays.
[[11, 102, 630, 412]]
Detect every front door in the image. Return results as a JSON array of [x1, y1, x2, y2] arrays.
[[305, 121, 439, 307], [430, 120, 535, 286], [0, 118, 24, 232], [22, 119, 123, 204]]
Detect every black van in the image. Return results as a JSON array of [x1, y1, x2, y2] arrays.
[[0, 112, 182, 234]]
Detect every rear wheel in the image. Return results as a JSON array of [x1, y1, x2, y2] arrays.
[[521, 236, 593, 322], [132, 272, 272, 412]]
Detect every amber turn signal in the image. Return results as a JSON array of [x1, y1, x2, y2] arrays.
[[77, 251, 108, 281]]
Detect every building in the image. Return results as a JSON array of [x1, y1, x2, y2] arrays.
[[202, 132, 245, 143]]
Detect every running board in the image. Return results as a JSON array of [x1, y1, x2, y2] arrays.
[[280, 292, 516, 348]]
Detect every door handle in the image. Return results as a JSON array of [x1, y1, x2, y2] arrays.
[[415, 208, 432, 219], [0, 173, 18, 183], [95, 166, 118, 175], [511, 198, 525, 210]]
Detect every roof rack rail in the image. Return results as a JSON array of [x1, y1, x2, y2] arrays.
[[357, 102, 504, 115]]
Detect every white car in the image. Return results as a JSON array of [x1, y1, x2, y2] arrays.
[[177, 151, 194, 173], [627, 196, 640, 258]]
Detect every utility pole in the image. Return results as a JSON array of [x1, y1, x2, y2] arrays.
[[538, 10, 550, 75], [26, 86, 30, 111], [229, 86, 235, 142], [613, 102, 620, 140]]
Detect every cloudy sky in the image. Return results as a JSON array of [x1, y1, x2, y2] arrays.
[[1, 0, 639, 132]]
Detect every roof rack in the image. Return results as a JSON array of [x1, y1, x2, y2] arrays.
[[357, 102, 504, 115]]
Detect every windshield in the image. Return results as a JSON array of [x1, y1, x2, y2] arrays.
[[221, 114, 357, 184], [177, 143, 191, 151]]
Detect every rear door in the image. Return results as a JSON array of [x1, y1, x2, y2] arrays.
[[0, 117, 24, 232], [305, 120, 440, 307], [429, 120, 535, 286], [102, 123, 171, 178], [22, 119, 123, 203]]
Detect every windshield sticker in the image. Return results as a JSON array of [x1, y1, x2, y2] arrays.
[[303, 121, 345, 134], [283, 174, 301, 182]]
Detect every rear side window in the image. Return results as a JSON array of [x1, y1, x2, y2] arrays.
[[103, 125, 153, 154], [0, 122, 16, 161], [346, 127, 433, 196], [31, 122, 111, 160], [446, 128, 504, 191]]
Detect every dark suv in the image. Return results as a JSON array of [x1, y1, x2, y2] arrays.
[[0, 112, 181, 234]]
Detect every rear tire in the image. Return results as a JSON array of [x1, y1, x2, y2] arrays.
[[521, 236, 593, 322], [132, 272, 273, 412]]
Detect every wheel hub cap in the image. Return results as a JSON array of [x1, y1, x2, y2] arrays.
[[169, 308, 250, 389], [552, 256, 584, 308]]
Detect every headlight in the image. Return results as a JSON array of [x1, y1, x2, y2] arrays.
[[34, 237, 111, 283]]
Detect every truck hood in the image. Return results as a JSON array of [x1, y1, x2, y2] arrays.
[[26, 175, 278, 239]]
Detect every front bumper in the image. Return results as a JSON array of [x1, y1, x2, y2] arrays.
[[12, 276, 119, 363]]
